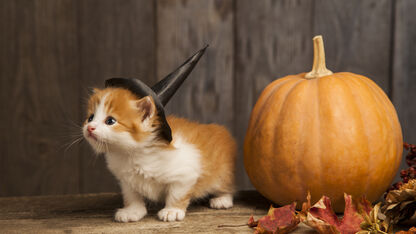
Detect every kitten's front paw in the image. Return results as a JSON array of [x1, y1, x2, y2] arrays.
[[210, 194, 233, 209], [115, 206, 147, 223], [157, 208, 186, 222]]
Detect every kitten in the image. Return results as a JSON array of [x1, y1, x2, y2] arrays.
[[82, 87, 236, 222]]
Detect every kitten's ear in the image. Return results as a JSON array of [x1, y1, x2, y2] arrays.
[[135, 96, 156, 121]]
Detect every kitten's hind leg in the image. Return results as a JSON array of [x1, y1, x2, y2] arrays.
[[209, 193, 233, 209]]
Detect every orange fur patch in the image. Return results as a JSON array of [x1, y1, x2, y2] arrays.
[[167, 116, 237, 201]]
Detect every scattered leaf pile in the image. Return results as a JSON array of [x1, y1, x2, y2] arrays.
[[248, 143, 416, 233], [382, 179, 416, 224], [382, 143, 416, 224], [248, 193, 391, 234]]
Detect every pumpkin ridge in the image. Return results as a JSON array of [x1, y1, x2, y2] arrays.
[[298, 78, 322, 203], [255, 79, 302, 126], [250, 78, 295, 137], [350, 74, 402, 186], [314, 78, 323, 205], [351, 75, 399, 153], [270, 79, 307, 201], [251, 79, 303, 199], [316, 75, 368, 208], [245, 78, 302, 163], [317, 75, 345, 205], [270, 79, 305, 158], [346, 74, 400, 199], [336, 74, 372, 198], [246, 78, 305, 202], [352, 74, 402, 142], [291, 80, 313, 201]]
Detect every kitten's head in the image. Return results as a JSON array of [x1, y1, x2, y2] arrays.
[[83, 88, 164, 153]]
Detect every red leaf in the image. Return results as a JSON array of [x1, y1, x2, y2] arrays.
[[248, 203, 300, 234], [305, 194, 368, 234], [357, 196, 372, 215], [248, 215, 258, 227]]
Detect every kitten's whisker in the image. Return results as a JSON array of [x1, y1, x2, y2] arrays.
[[63, 136, 84, 154], [66, 118, 83, 128], [58, 135, 82, 152]]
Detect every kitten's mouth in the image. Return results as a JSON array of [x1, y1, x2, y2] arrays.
[[88, 132, 98, 141]]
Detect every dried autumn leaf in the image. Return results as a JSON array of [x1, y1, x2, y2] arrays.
[[248, 215, 258, 227], [298, 191, 311, 222], [305, 193, 370, 234], [396, 227, 416, 234], [382, 179, 416, 224], [248, 203, 300, 234], [358, 203, 392, 234], [357, 196, 372, 215]]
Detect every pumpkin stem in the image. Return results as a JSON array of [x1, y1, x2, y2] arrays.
[[305, 35, 333, 79]]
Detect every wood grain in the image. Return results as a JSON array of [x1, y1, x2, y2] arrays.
[[156, 0, 234, 127], [77, 0, 156, 193], [156, 0, 236, 186], [393, 0, 416, 171], [0, 191, 411, 233], [235, 0, 315, 189], [314, 0, 393, 94], [0, 191, 290, 233], [0, 0, 80, 196]]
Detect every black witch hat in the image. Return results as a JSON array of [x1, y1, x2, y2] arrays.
[[105, 45, 208, 143]]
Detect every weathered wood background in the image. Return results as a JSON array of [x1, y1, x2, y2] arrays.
[[0, 0, 414, 196]]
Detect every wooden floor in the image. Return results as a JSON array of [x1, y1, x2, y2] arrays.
[[1, 190, 412, 233], [0, 191, 319, 233]]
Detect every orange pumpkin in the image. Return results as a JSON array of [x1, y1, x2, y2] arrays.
[[244, 35, 403, 212]]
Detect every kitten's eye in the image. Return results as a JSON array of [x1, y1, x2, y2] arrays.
[[105, 116, 117, 125], [88, 114, 94, 122]]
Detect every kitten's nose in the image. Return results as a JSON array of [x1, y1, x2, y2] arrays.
[[87, 126, 96, 133]]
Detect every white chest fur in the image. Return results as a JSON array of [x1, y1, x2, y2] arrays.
[[105, 136, 202, 202]]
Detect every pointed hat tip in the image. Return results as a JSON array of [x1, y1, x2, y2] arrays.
[[192, 44, 208, 57], [202, 44, 209, 52], [152, 46, 208, 106]]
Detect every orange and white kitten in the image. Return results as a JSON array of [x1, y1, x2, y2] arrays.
[[83, 87, 236, 222]]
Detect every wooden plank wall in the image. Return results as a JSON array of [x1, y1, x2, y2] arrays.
[[0, 0, 414, 196], [77, 0, 156, 193], [393, 0, 416, 177], [0, 0, 81, 196]]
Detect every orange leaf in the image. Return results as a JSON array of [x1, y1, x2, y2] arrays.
[[298, 191, 311, 222], [397, 227, 416, 234]]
